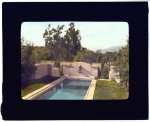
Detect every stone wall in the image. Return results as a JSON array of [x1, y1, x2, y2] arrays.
[[51, 67, 60, 77], [34, 62, 101, 79], [34, 64, 52, 79], [61, 62, 101, 77]]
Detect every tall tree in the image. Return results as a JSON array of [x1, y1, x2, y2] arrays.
[[43, 24, 65, 61], [96, 50, 102, 63], [52, 25, 65, 61], [114, 41, 129, 87], [64, 23, 81, 61], [21, 37, 35, 87], [43, 23, 82, 61]]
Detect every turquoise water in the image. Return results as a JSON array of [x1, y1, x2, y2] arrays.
[[37, 79, 91, 100]]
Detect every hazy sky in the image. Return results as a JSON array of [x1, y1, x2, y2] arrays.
[[21, 22, 129, 51]]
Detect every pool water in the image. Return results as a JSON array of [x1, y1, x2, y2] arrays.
[[37, 79, 91, 100]]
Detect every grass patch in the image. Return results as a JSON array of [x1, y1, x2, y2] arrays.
[[21, 75, 60, 97], [21, 82, 49, 97], [94, 80, 129, 100]]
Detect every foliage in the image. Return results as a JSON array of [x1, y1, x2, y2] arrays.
[[43, 24, 66, 61], [73, 48, 96, 63], [114, 41, 129, 87], [42, 22, 119, 65], [21, 38, 36, 87], [97, 67, 101, 79], [95, 50, 103, 63], [97, 51, 117, 79], [100, 64, 109, 79], [64, 23, 81, 61], [43, 22, 81, 61], [32, 46, 53, 63]]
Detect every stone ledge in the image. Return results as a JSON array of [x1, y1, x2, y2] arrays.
[[84, 80, 96, 100], [64, 75, 95, 80]]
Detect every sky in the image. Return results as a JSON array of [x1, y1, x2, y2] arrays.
[[21, 22, 129, 51]]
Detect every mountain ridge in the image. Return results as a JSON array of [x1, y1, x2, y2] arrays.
[[101, 45, 125, 53]]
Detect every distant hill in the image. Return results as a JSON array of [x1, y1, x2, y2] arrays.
[[101, 45, 125, 53]]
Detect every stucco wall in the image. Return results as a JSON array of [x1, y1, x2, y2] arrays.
[[34, 62, 101, 79], [34, 64, 52, 79]]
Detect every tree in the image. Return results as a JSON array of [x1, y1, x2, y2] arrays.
[[96, 50, 103, 63], [73, 48, 96, 63], [101, 64, 109, 79], [52, 25, 65, 61], [21, 37, 36, 87], [100, 53, 108, 77], [114, 40, 129, 88], [32, 46, 54, 63], [97, 67, 101, 79], [43, 24, 53, 48], [64, 23, 81, 61], [43, 23, 82, 61]]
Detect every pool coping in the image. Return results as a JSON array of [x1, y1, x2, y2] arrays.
[[64, 75, 95, 80], [84, 80, 97, 100]]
